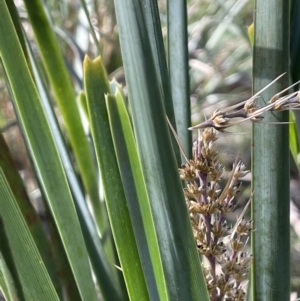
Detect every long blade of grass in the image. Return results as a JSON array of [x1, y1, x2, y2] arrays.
[[0, 257, 15, 301], [0, 133, 61, 296], [167, 0, 192, 158], [0, 219, 26, 301], [141, 0, 181, 164], [0, 169, 60, 301], [113, 1, 209, 300], [84, 55, 148, 301], [251, 0, 290, 300], [0, 2, 98, 300], [0, 255, 18, 301]]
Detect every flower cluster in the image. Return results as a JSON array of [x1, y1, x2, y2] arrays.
[[180, 128, 252, 301]]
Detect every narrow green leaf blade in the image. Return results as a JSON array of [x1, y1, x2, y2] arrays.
[[167, 0, 192, 158], [0, 217, 26, 301], [252, 0, 290, 300], [142, 0, 181, 164], [84, 55, 149, 301], [0, 133, 61, 295], [0, 169, 60, 301], [0, 255, 18, 301]]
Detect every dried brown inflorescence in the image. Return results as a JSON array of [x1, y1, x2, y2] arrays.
[[180, 128, 252, 301]]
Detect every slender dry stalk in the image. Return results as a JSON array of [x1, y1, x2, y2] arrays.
[[189, 76, 300, 132]]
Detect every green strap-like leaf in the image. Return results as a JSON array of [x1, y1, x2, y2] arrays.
[[84, 55, 148, 301], [0, 132, 61, 296], [167, 0, 192, 158], [137, 0, 181, 164], [0, 252, 22, 301], [252, 0, 290, 300], [0, 169, 59, 301], [0, 216, 26, 301], [0, 2, 98, 301]]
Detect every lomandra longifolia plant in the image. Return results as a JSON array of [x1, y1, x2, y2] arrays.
[[180, 75, 300, 301]]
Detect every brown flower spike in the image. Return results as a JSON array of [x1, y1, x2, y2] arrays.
[[173, 123, 252, 301]]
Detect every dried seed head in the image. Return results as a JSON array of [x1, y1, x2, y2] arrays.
[[192, 156, 211, 174], [227, 182, 242, 198], [230, 237, 245, 252], [218, 196, 238, 213], [219, 254, 236, 275], [202, 128, 218, 142], [197, 241, 211, 256], [224, 287, 246, 301], [211, 220, 231, 237], [179, 163, 196, 181], [201, 141, 218, 159], [236, 219, 253, 236], [233, 162, 249, 179], [206, 182, 218, 198], [216, 274, 233, 293], [184, 182, 203, 199], [236, 252, 252, 270], [244, 97, 260, 115], [196, 200, 219, 215], [187, 201, 203, 214], [213, 114, 230, 128], [212, 241, 227, 256]]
